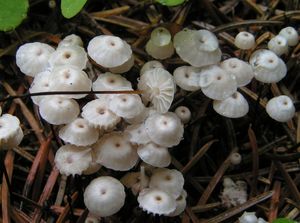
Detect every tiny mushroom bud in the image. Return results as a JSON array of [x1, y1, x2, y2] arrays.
[[266, 95, 295, 122], [238, 212, 258, 223], [213, 92, 249, 118], [234, 31, 255, 50], [0, 114, 23, 149], [173, 66, 202, 91], [175, 106, 192, 124], [83, 176, 126, 217], [58, 34, 83, 48], [268, 35, 288, 56], [140, 60, 164, 76], [278, 26, 299, 46], [230, 152, 242, 165], [16, 42, 55, 77]]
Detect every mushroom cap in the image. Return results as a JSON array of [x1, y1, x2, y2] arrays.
[[54, 144, 92, 176], [138, 68, 175, 113], [121, 171, 149, 195], [167, 190, 187, 217], [58, 34, 83, 48], [146, 40, 174, 60], [140, 60, 164, 76], [249, 49, 287, 83], [238, 212, 258, 223], [266, 95, 295, 122], [173, 28, 222, 67], [174, 106, 192, 124], [137, 188, 176, 215], [108, 94, 145, 119], [49, 45, 88, 70], [278, 26, 299, 46], [49, 65, 92, 99], [83, 176, 126, 217], [234, 31, 256, 50], [220, 58, 254, 87], [59, 118, 99, 146], [125, 107, 156, 124], [125, 123, 151, 145], [173, 66, 202, 91], [213, 92, 249, 118], [87, 35, 132, 68], [82, 161, 102, 175], [0, 114, 23, 149], [109, 55, 134, 74], [93, 132, 138, 171], [137, 143, 171, 168], [150, 27, 172, 46], [199, 65, 237, 100], [39, 96, 80, 125], [145, 112, 183, 147], [149, 168, 185, 198], [16, 42, 55, 77], [29, 70, 52, 105], [229, 152, 242, 165], [81, 98, 121, 130], [267, 35, 288, 56]]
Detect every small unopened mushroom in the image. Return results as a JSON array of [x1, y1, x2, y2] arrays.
[[249, 49, 287, 83], [49, 45, 88, 69], [0, 114, 23, 149], [49, 65, 92, 99], [278, 26, 299, 46], [199, 65, 237, 100], [174, 28, 222, 67], [220, 58, 254, 87], [149, 168, 184, 198], [58, 34, 83, 48], [39, 96, 80, 125], [167, 190, 187, 217], [121, 168, 149, 195], [238, 212, 258, 223], [29, 70, 52, 105], [138, 68, 175, 113], [268, 35, 288, 56], [125, 123, 151, 145], [83, 176, 126, 217], [266, 95, 295, 122], [230, 152, 242, 165], [93, 132, 138, 171], [109, 55, 134, 74], [213, 92, 249, 118], [59, 118, 99, 146], [174, 106, 192, 124], [137, 143, 171, 168], [234, 32, 255, 50], [140, 60, 164, 76], [81, 98, 121, 130], [54, 144, 92, 176], [87, 35, 132, 68], [16, 42, 55, 77], [144, 112, 184, 147], [173, 66, 202, 91], [137, 188, 176, 215]]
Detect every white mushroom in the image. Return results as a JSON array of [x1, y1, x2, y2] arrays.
[[58, 34, 83, 48], [173, 66, 202, 91], [167, 190, 187, 217], [234, 31, 256, 50], [124, 123, 151, 145], [109, 55, 135, 74], [174, 106, 192, 124], [238, 212, 258, 223], [0, 114, 23, 149], [268, 35, 288, 56], [230, 152, 242, 165], [266, 95, 295, 122], [29, 70, 52, 105], [140, 60, 164, 76], [278, 26, 299, 46], [83, 176, 126, 217]]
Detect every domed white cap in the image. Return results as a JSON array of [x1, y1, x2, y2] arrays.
[[29, 70, 52, 105], [149, 168, 184, 198], [49, 45, 88, 70], [238, 212, 258, 223], [220, 58, 254, 87], [54, 144, 92, 176], [83, 176, 126, 217], [268, 35, 288, 56], [140, 60, 164, 76], [137, 188, 176, 215], [266, 95, 295, 122], [88, 35, 132, 68], [138, 68, 175, 113], [0, 114, 23, 149], [125, 123, 151, 145], [145, 112, 184, 147], [59, 118, 99, 146], [278, 26, 299, 46], [174, 28, 222, 67], [249, 49, 287, 83], [137, 143, 171, 168], [109, 55, 134, 74], [173, 66, 202, 91], [16, 42, 55, 77], [234, 31, 255, 50], [175, 106, 192, 124], [39, 96, 80, 125], [49, 65, 92, 99], [81, 98, 121, 130], [199, 65, 237, 100], [213, 92, 249, 118], [167, 189, 187, 216], [58, 34, 83, 48], [93, 132, 138, 171]]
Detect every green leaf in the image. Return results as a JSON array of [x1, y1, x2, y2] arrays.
[[0, 0, 29, 31], [156, 0, 185, 7], [61, 0, 87, 19], [272, 218, 297, 223]]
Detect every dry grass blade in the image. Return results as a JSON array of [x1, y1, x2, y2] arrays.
[[50, 206, 84, 217], [240, 87, 267, 108], [248, 126, 259, 197], [11, 207, 31, 223], [192, 202, 222, 213], [268, 181, 281, 222], [90, 5, 130, 18]]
